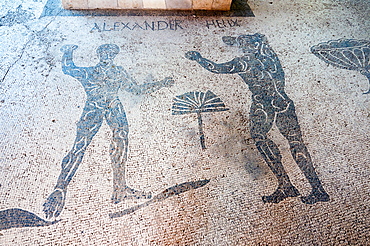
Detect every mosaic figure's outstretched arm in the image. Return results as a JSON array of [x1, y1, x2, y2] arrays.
[[185, 51, 247, 74], [122, 70, 174, 95]]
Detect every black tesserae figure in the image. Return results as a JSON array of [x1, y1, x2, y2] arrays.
[[186, 34, 329, 204], [43, 44, 173, 219]]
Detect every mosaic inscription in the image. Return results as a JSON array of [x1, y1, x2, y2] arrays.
[[186, 33, 330, 204], [90, 20, 184, 32], [205, 19, 241, 29]]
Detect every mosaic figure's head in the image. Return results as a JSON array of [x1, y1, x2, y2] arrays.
[[222, 33, 268, 54], [96, 44, 120, 61]]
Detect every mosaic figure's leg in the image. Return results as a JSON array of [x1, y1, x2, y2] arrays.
[[105, 99, 152, 204], [43, 102, 104, 218], [249, 103, 300, 203], [276, 102, 329, 204]]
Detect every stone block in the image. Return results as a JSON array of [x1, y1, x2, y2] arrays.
[[62, 0, 233, 10], [192, 0, 213, 10], [165, 0, 192, 10], [142, 0, 166, 9], [118, 0, 143, 9], [87, 0, 118, 9], [211, 0, 232, 10], [62, 0, 88, 9]]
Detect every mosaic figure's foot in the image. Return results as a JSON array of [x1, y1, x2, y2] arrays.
[[301, 189, 330, 204], [43, 189, 66, 219], [112, 186, 152, 204], [262, 186, 300, 204]]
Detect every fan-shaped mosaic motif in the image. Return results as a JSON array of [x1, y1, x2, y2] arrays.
[[311, 39, 370, 94]]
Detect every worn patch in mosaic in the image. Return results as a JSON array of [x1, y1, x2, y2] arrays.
[[0, 5, 34, 27]]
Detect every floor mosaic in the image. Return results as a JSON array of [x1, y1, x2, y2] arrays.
[[0, 0, 369, 245]]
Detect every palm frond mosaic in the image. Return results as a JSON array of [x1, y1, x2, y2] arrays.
[[172, 90, 229, 149]]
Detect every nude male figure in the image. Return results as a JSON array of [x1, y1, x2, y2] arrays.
[[186, 34, 329, 204], [43, 44, 173, 218]]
